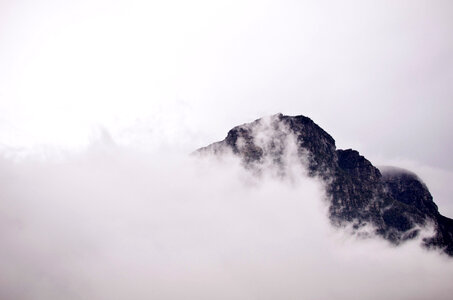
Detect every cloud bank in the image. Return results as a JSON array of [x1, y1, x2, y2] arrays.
[[0, 142, 452, 300]]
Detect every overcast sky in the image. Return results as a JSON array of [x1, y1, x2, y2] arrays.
[[0, 0, 452, 152], [1, 0, 452, 212], [1, 1, 453, 298]]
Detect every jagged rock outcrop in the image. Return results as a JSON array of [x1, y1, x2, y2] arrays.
[[196, 113, 453, 256]]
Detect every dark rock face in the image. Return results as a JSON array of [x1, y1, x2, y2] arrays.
[[196, 113, 453, 256]]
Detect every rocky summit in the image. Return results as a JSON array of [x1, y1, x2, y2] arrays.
[[196, 113, 453, 256]]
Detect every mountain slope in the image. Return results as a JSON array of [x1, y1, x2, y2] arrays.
[[196, 113, 453, 256]]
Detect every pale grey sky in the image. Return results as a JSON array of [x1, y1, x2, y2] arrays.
[[3, 0, 452, 213], [1, 1, 453, 298], [0, 2, 451, 179]]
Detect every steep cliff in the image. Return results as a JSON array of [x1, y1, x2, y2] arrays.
[[196, 113, 453, 256]]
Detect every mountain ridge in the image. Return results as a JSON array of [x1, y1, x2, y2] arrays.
[[196, 113, 453, 256]]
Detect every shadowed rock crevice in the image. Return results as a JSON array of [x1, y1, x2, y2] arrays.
[[196, 113, 453, 256]]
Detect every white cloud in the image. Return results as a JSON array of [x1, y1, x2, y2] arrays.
[[0, 144, 452, 300], [0, 1, 452, 297]]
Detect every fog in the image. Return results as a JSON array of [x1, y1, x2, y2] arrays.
[[0, 140, 452, 300], [1, 0, 453, 298], [1, 0, 453, 216]]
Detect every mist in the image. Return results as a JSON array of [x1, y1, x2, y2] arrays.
[[1, 0, 453, 216], [0, 140, 452, 300], [1, 0, 453, 298]]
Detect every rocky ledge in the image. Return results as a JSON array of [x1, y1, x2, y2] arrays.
[[196, 113, 453, 256]]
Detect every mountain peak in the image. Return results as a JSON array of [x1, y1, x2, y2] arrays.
[[196, 114, 453, 256]]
